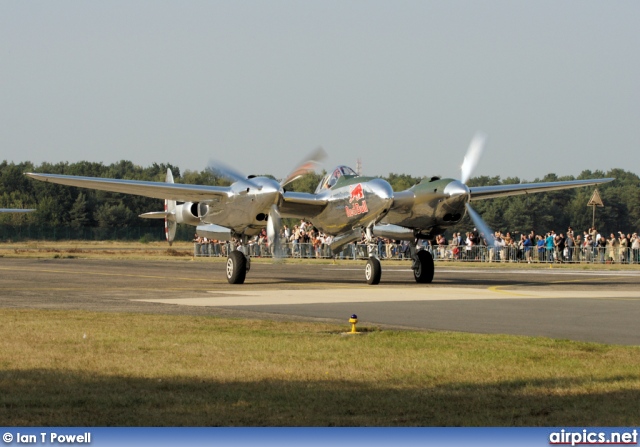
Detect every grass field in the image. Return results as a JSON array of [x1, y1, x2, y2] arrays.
[[1, 309, 639, 426]]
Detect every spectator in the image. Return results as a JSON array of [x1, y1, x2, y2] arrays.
[[597, 234, 607, 263], [619, 232, 629, 263], [566, 231, 575, 262], [554, 233, 566, 263], [523, 234, 533, 263], [545, 232, 555, 263], [574, 234, 582, 262], [631, 233, 639, 264]]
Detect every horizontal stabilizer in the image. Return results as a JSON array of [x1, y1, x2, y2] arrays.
[[139, 211, 173, 219]]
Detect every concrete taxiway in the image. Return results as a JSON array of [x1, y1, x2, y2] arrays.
[[0, 258, 638, 345]]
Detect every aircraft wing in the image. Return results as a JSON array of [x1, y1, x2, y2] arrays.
[[0, 209, 35, 213], [469, 178, 614, 201], [278, 191, 328, 218], [25, 173, 231, 202]]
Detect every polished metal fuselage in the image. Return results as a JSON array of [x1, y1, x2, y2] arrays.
[[381, 178, 468, 237], [306, 176, 394, 236]]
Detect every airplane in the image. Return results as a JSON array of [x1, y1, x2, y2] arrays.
[[26, 134, 614, 285]]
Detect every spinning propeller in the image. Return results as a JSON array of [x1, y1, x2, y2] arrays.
[[267, 147, 327, 257], [206, 160, 263, 191], [209, 148, 326, 257], [459, 132, 496, 245], [461, 133, 487, 185], [280, 147, 327, 188]]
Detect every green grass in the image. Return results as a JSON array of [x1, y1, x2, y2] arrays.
[[1, 309, 639, 426]]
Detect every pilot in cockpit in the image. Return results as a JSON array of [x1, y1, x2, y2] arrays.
[[317, 166, 357, 192], [326, 168, 342, 188]]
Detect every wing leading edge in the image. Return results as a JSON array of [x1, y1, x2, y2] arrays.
[[469, 178, 614, 201], [25, 173, 231, 202], [278, 191, 328, 219]]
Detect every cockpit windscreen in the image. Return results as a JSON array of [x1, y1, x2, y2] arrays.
[[315, 166, 358, 193]]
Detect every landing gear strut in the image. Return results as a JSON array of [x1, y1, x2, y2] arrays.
[[364, 225, 381, 285]]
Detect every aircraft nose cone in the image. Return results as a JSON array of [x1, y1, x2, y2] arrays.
[[444, 180, 470, 201]]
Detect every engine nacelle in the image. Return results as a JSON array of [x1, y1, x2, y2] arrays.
[[372, 224, 415, 241], [175, 202, 201, 225]]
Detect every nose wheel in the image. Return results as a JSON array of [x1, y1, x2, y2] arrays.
[[226, 250, 247, 284], [413, 250, 434, 283], [365, 257, 381, 285]]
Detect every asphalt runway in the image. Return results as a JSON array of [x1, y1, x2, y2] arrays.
[[1, 257, 639, 345]]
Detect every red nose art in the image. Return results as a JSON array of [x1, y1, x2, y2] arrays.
[[349, 183, 364, 203]]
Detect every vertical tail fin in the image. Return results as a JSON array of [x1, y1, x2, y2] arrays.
[[165, 169, 177, 246]]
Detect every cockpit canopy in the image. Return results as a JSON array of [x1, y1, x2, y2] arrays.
[[315, 165, 358, 193]]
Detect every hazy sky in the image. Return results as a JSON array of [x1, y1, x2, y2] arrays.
[[1, 1, 638, 182]]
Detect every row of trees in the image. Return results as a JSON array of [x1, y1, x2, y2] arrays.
[[1, 160, 638, 241]]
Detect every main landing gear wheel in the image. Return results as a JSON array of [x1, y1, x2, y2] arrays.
[[226, 251, 247, 284], [365, 257, 382, 285], [414, 250, 434, 283]]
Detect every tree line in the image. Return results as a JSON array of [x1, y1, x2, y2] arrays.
[[1, 160, 638, 240]]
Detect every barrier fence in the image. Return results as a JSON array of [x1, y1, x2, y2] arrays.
[[194, 242, 640, 265], [1, 225, 636, 264]]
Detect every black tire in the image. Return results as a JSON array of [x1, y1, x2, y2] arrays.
[[414, 250, 434, 283], [226, 251, 247, 284], [365, 257, 382, 285]]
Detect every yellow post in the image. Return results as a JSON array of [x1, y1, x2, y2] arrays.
[[349, 314, 358, 333]]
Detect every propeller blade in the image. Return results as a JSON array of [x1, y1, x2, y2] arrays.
[[280, 146, 327, 188], [465, 203, 495, 247], [460, 132, 487, 185], [207, 160, 261, 190], [266, 204, 284, 258]]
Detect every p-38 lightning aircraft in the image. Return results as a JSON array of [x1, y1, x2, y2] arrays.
[[26, 134, 613, 285]]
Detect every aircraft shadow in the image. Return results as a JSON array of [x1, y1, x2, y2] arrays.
[[1, 368, 638, 426]]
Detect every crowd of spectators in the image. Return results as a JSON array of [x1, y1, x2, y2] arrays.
[[193, 221, 640, 264], [435, 226, 639, 264]]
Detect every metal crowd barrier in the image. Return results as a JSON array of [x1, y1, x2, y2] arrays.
[[193, 242, 640, 264]]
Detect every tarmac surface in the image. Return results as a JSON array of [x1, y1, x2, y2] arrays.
[[1, 257, 639, 345]]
